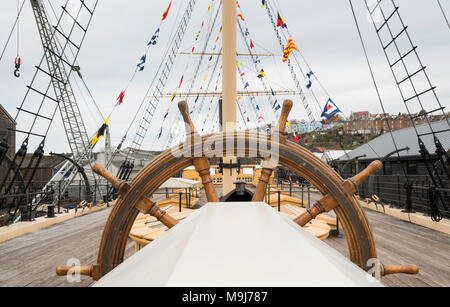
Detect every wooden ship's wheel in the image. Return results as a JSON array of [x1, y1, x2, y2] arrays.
[[57, 100, 418, 281]]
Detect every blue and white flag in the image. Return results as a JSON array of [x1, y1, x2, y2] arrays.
[[321, 98, 341, 120], [137, 55, 146, 71], [306, 71, 314, 79], [148, 28, 160, 46], [244, 82, 250, 89], [306, 79, 312, 89]]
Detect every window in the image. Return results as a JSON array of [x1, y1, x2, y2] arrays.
[[407, 161, 418, 175]]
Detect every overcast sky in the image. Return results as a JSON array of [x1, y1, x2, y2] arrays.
[[0, 0, 448, 154]]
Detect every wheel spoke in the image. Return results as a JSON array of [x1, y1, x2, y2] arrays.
[[293, 160, 383, 227], [253, 168, 273, 202], [254, 100, 293, 202], [194, 157, 220, 202], [178, 101, 220, 202], [136, 197, 178, 228]]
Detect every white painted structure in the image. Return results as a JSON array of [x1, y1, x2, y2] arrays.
[[95, 202, 382, 287]]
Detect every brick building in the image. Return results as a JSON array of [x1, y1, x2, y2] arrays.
[[0, 104, 16, 158], [0, 105, 16, 179], [335, 111, 448, 136]]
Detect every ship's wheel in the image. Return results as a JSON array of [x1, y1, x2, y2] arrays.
[[57, 100, 418, 281]]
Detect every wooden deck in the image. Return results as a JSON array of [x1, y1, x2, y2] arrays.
[[0, 195, 448, 287], [326, 208, 450, 287], [0, 207, 133, 287]]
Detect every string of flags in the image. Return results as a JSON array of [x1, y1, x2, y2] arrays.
[[111, 0, 172, 111], [158, 1, 217, 139]]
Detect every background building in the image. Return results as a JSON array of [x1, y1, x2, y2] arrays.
[[337, 120, 450, 218]]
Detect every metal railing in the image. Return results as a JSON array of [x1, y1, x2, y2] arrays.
[[353, 174, 450, 219], [0, 180, 111, 226]]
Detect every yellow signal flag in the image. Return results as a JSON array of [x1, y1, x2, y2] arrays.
[[91, 116, 111, 146], [257, 69, 266, 78], [170, 92, 177, 103], [286, 121, 291, 128]]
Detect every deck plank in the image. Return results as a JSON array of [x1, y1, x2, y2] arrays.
[[325, 208, 450, 287]]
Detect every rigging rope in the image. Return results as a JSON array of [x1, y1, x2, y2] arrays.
[[437, 0, 450, 30], [0, 0, 25, 74], [348, 0, 409, 182]]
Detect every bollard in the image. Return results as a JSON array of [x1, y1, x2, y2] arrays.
[[47, 205, 55, 218]]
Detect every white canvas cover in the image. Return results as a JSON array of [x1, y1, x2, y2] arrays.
[[159, 177, 201, 189], [94, 202, 382, 287]]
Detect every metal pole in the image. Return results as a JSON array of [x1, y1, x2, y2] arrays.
[[307, 184, 311, 208], [277, 191, 281, 212], [58, 180, 61, 212], [179, 192, 182, 213], [301, 183, 304, 207]]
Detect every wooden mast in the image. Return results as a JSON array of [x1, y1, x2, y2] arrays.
[[222, 0, 238, 195]]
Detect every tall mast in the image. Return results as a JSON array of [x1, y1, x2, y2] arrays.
[[222, 0, 238, 195]]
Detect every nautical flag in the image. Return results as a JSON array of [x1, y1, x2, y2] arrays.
[[256, 105, 260, 111], [244, 82, 249, 89], [179, 75, 184, 88], [195, 95, 199, 103], [286, 121, 291, 128], [164, 111, 169, 120], [247, 117, 250, 122], [293, 132, 299, 143], [91, 116, 111, 145], [282, 37, 299, 62], [277, 12, 287, 28], [306, 79, 312, 89], [170, 92, 177, 103], [321, 98, 341, 120], [162, 1, 172, 20], [271, 87, 275, 96], [262, 0, 266, 8], [237, 14, 244, 21], [241, 72, 245, 76], [236, 1, 240, 8], [158, 127, 163, 139], [306, 71, 314, 79], [254, 56, 261, 64], [208, 4, 211, 12], [237, 61, 242, 67], [258, 114, 264, 121], [273, 99, 278, 109], [137, 55, 146, 71], [116, 90, 125, 105], [148, 28, 160, 46], [257, 69, 266, 78], [250, 40, 255, 49], [274, 104, 281, 111], [245, 28, 249, 36]]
